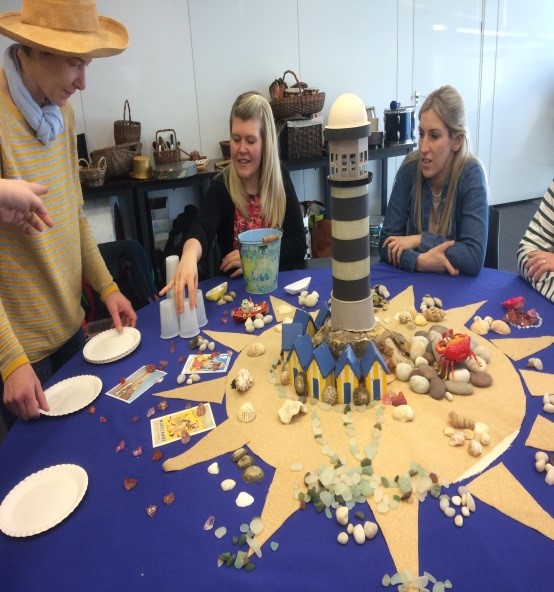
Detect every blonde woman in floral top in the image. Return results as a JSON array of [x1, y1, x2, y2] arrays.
[[162, 91, 306, 312]]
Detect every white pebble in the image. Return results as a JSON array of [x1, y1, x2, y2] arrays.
[[262, 315, 273, 324], [177, 374, 186, 384], [214, 526, 227, 539], [439, 496, 450, 511], [208, 341, 215, 351], [186, 378, 193, 385], [445, 391, 454, 402], [535, 459, 546, 473], [253, 318, 265, 329], [461, 506, 470, 517], [353, 524, 365, 544], [363, 521, 379, 539], [335, 506, 349, 526], [451, 495, 462, 506], [199, 342, 207, 351], [235, 491, 254, 507], [543, 402, 554, 414], [444, 507, 456, 518], [543, 394, 551, 406], [535, 451, 549, 462], [454, 515, 464, 527], [337, 531, 349, 545], [545, 470, 554, 486], [346, 523, 354, 535], [191, 373, 201, 382], [220, 479, 236, 491], [465, 492, 476, 512], [207, 462, 219, 474]]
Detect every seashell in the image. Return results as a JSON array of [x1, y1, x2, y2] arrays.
[[468, 439, 483, 457], [449, 411, 475, 430], [422, 295, 435, 308], [479, 432, 491, 446], [207, 462, 220, 475], [336, 506, 349, 525], [242, 465, 265, 482], [235, 491, 255, 507], [223, 293, 235, 302], [470, 316, 489, 335], [321, 385, 338, 406], [352, 385, 370, 406], [244, 317, 255, 333], [231, 447, 247, 462], [490, 319, 511, 334], [398, 311, 410, 324], [448, 432, 466, 446], [220, 478, 236, 491], [235, 367, 254, 392], [409, 375, 430, 394], [337, 532, 349, 545], [473, 421, 489, 436], [246, 341, 265, 357], [443, 426, 455, 436], [462, 429, 475, 440], [280, 370, 290, 386], [392, 404, 414, 422], [278, 398, 307, 424], [414, 313, 427, 326], [423, 306, 446, 322], [304, 292, 319, 307], [433, 297, 443, 308], [253, 318, 265, 329], [294, 372, 307, 396], [237, 454, 255, 470], [483, 316, 494, 326], [237, 402, 256, 423], [527, 357, 543, 371]]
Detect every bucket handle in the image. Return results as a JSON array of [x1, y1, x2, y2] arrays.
[[262, 233, 281, 244]]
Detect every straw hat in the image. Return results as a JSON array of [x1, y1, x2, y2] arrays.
[[130, 156, 152, 180], [0, 0, 129, 58]]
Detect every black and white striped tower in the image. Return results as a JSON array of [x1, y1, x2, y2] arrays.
[[325, 93, 375, 332]]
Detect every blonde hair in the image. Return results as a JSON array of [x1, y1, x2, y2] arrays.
[[224, 91, 285, 228], [404, 85, 480, 235]]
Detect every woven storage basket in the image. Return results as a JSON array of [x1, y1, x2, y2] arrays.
[[153, 129, 180, 165], [79, 156, 106, 187], [90, 141, 142, 179], [270, 70, 325, 120], [114, 100, 141, 145], [281, 117, 323, 159], [219, 140, 231, 158]]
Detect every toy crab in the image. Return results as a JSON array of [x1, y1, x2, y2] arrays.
[[435, 329, 480, 378]]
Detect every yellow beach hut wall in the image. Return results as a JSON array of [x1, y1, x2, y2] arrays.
[[363, 361, 387, 402]]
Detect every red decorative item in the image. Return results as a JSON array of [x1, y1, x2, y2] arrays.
[[133, 446, 143, 457], [123, 477, 137, 491], [152, 450, 163, 461], [196, 403, 206, 417], [145, 364, 156, 373], [87, 405, 96, 414], [391, 392, 408, 407], [99, 416, 107, 423], [163, 492, 175, 506], [435, 329, 480, 378], [231, 300, 269, 322], [501, 296, 541, 328]]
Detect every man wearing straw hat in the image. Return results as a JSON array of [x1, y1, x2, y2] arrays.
[[0, 0, 136, 428]]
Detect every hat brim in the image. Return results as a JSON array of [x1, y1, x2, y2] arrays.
[[0, 12, 128, 58]]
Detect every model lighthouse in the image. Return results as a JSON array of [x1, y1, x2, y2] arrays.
[[325, 93, 375, 332]]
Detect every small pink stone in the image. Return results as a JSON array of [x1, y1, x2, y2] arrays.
[[146, 407, 155, 418], [133, 446, 143, 457], [115, 439, 125, 453], [146, 505, 157, 518], [203, 515, 215, 530], [181, 429, 191, 444]]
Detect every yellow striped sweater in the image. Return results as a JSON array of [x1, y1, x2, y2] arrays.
[[0, 70, 118, 380]]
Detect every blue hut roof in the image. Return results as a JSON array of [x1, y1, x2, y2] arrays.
[[281, 322, 305, 352], [360, 341, 389, 375], [335, 344, 362, 379], [291, 333, 314, 370], [313, 342, 336, 378], [292, 309, 315, 333], [314, 302, 331, 329]]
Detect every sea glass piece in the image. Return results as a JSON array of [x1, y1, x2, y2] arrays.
[[157, 400, 169, 411], [133, 446, 143, 457], [163, 492, 175, 505], [146, 505, 157, 517], [123, 477, 137, 490], [214, 526, 227, 539], [151, 450, 163, 461], [204, 515, 215, 530], [115, 439, 125, 453], [146, 407, 155, 418]]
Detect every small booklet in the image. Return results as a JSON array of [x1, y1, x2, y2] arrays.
[[182, 352, 232, 374], [106, 365, 167, 404], [150, 404, 216, 447]]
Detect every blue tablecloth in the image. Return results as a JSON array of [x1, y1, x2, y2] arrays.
[[0, 263, 552, 591]]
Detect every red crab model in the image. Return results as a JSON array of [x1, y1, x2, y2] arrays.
[[231, 298, 269, 323], [435, 329, 480, 378]]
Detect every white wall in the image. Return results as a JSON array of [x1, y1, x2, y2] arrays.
[[1, 0, 552, 241]]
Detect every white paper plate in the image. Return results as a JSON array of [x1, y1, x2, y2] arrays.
[[40, 375, 102, 417], [0, 464, 88, 537], [83, 327, 141, 364], [284, 276, 311, 294]]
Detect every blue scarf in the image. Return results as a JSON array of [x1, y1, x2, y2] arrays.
[[3, 44, 64, 145]]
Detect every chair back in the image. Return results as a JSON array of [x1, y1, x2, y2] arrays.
[[484, 205, 500, 269]]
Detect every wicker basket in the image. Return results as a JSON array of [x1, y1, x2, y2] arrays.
[[281, 117, 323, 159], [153, 128, 180, 165], [219, 140, 231, 158], [79, 156, 107, 187], [114, 100, 141, 145], [90, 141, 142, 180], [270, 70, 325, 120]]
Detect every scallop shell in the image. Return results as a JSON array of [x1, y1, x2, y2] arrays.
[[237, 402, 256, 423], [392, 404, 414, 422], [246, 341, 265, 357], [490, 319, 511, 335], [470, 316, 489, 335], [448, 411, 475, 430], [423, 306, 446, 322], [280, 370, 290, 386], [448, 432, 466, 446]]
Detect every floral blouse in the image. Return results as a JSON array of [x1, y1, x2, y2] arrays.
[[232, 194, 271, 250]]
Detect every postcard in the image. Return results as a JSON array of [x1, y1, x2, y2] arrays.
[[150, 404, 216, 447], [106, 365, 167, 404], [182, 352, 232, 374]]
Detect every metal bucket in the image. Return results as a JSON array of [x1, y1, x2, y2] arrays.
[[237, 228, 283, 294]]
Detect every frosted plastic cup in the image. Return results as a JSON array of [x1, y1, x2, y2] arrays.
[[179, 298, 200, 338], [195, 289, 208, 327], [160, 298, 180, 339], [237, 228, 283, 294], [165, 255, 179, 300]]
